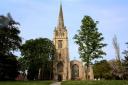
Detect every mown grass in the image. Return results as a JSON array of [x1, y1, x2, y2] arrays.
[[1, 80, 128, 85], [0, 81, 52, 85], [62, 80, 128, 85]]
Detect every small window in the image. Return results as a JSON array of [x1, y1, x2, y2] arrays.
[[58, 40, 63, 48], [59, 53, 61, 58]]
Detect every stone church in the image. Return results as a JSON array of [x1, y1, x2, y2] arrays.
[[53, 4, 94, 81]]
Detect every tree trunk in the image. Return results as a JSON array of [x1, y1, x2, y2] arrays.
[[38, 68, 41, 80], [85, 65, 89, 80]]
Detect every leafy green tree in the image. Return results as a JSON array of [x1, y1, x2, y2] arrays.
[[123, 43, 128, 67], [74, 16, 107, 80], [93, 60, 112, 79], [122, 42, 128, 79], [0, 13, 22, 80], [20, 38, 55, 80], [0, 13, 21, 55], [0, 54, 19, 80]]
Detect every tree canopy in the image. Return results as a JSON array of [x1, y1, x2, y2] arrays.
[[74, 16, 107, 79], [122, 42, 128, 79], [0, 13, 21, 55], [19, 38, 56, 80], [93, 60, 111, 79], [0, 13, 21, 80]]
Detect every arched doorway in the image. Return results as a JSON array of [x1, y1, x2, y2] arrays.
[[71, 64, 79, 80], [57, 62, 63, 81], [58, 74, 62, 81]]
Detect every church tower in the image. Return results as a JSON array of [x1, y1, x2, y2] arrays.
[[53, 3, 70, 81]]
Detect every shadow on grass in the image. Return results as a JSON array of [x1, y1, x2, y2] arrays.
[[0, 81, 53, 85]]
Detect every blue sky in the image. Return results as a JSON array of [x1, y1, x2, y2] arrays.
[[0, 0, 128, 61]]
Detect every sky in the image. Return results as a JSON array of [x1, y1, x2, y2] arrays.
[[0, 0, 128, 61]]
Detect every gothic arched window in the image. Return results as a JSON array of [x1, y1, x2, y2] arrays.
[[71, 64, 79, 80], [58, 40, 62, 48], [57, 62, 63, 72]]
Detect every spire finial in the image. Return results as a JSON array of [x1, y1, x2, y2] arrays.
[[60, 0, 62, 5]]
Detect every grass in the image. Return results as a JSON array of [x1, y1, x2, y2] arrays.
[[62, 80, 128, 85], [0, 81, 52, 85], [0, 80, 128, 85]]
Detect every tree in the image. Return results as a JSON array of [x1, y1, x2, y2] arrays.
[[112, 35, 124, 79], [17, 57, 28, 80], [74, 16, 107, 80], [112, 35, 121, 62], [122, 42, 128, 67], [93, 60, 112, 79], [109, 59, 125, 80], [0, 13, 22, 80], [20, 38, 55, 80], [0, 13, 21, 55], [122, 42, 128, 79], [0, 54, 19, 80]]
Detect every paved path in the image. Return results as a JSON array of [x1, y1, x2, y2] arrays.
[[50, 82, 61, 85]]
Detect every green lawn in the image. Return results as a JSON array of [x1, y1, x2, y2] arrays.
[[0, 81, 52, 85], [0, 80, 128, 85], [62, 80, 128, 85]]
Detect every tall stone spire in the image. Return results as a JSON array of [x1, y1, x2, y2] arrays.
[[57, 3, 64, 29]]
